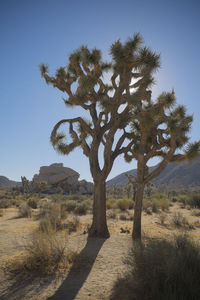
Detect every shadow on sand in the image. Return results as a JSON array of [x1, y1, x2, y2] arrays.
[[47, 237, 106, 300]]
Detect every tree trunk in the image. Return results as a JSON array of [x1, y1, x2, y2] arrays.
[[88, 179, 110, 238], [132, 182, 144, 240]]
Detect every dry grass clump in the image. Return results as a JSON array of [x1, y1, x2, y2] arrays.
[[171, 212, 188, 227], [158, 212, 167, 225], [5, 231, 73, 276], [18, 203, 32, 218], [22, 231, 69, 274], [65, 215, 80, 234], [110, 235, 200, 300]]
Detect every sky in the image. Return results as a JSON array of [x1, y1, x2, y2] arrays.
[[1, 0, 200, 183]]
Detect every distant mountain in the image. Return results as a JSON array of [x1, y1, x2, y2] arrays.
[[107, 157, 200, 189], [0, 176, 21, 189]]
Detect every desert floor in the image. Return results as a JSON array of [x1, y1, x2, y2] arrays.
[[0, 204, 200, 300]]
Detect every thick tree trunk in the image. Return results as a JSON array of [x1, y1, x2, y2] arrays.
[[88, 179, 110, 238], [132, 182, 144, 240]]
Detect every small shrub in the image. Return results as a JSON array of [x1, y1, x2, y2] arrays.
[[27, 198, 38, 209], [177, 194, 188, 206], [143, 199, 152, 211], [120, 214, 128, 221], [110, 235, 200, 300], [172, 212, 188, 227], [188, 194, 200, 208], [66, 216, 80, 234], [158, 212, 167, 225], [107, 210, 117, 219], [117, 199, 131, 211], [23, 231, 68, 274], [65, 200, 77, 212], [74, 202, 88, 215], [18, 203, 32, 218], [0, 209, 3, 217], [60, 203, 68, 219], [0, 199, 11, 208], [191, 209, 200, 217]]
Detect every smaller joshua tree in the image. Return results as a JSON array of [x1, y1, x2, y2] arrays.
[[126, 89, 200, 240]]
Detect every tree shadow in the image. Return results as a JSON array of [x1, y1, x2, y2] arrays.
[[47, 237, 106, 300], [0, 270, 56, 300]]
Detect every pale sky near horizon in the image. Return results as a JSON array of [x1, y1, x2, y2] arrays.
[[1, 0, 200, 182]]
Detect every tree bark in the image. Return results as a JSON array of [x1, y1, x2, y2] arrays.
[[132, 182, 144, 240], [88, 179, 110, 238]]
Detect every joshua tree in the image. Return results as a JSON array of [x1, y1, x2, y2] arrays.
[[125, 173, 137, 201], [40, 33, 162, 238], [21, 176, 30, 194], [126, 88, 200, 240]]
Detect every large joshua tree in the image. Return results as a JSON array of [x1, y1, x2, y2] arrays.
[[126, 88, 200, 240], [40, 33, 161, 238]]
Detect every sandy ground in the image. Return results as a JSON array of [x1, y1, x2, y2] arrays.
[[0, 204, 200, 300]]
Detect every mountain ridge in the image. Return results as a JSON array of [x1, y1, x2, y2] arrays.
[[107, 157, 200, 188]]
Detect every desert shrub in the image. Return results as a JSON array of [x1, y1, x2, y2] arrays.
[[39, 203, 63, 230], [18, 203, 32, 218], [117, 198, 133, 211], [107, 210, 117, 219], [110, 235, 200, 300], [27, 198, 39, 209], [191, 209, 200, 217], [60, 203, 68, 219], [0, 209, 3, 217], [120, 214, 128, 221], [106, 198, 118, 209], [23, 231, 69, 274], [65, 216, 80, 234], [65, 200, 77, 212], [177, 194, 188, 206], [143, 199, 152, 211], [171, 212, 188, 227], [74, 202, 88, 215], [0, 198, 12, 208], [158, 212, 167, 225], [188, 193, 200, 208], [152, 197, 169, 212]]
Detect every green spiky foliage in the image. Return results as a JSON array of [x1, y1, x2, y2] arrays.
[[21, 176, 31, 194], [40, 33, 167, 238], [126, 86, 200, 239]]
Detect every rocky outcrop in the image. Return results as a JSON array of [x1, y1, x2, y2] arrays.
[[78, 180, 93, 194], [33, 163, 93, 194]]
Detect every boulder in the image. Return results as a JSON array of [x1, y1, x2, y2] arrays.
[[33, 163, 93, 194]]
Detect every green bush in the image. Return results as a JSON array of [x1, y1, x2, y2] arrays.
[[177, 194, 188, 206], [152, 196, 169, 212], [110, 235, 200, 300], [74, 202, 88, 215], [188, 194, 200, 208], [117, 198, 133, 211]]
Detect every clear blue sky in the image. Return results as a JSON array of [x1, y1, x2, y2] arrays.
[[1, 0, 200, 182]]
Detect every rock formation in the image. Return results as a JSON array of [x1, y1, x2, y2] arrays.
[[33, 163, 93, 194]]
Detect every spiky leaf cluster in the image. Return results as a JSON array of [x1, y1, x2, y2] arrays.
[[40, 34, 163, 179]]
